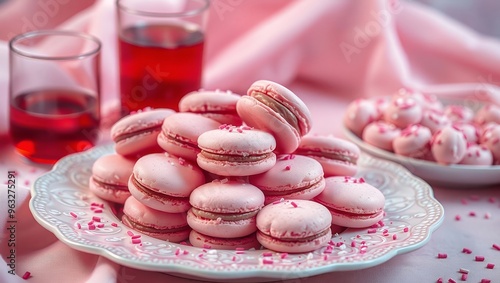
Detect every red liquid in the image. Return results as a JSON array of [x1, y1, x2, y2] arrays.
[[9, 89, 100, 164], [118, 24, 204, 115]]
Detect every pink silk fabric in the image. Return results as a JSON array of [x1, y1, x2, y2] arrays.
[[1, 1, 500, 282]]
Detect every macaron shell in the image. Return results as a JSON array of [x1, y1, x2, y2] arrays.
[[133, 153, 205, 197], [187, 209, 257, 238], [189, 180, 265, 213], [256, 228, 332, 254], [111, 109, 175, 157], [179, 90, 243, 125], [249, 155, 325, 204], [314, 176, 385, 228], [157, 112, 221, 161], [189, 230, 261, 250], [295, 135, 360, 177], [122, 196, 190, 242], [247, 80, 312, 136], [256, 200, 332, 240], [128, 175, 191, 213], [236, 95, 300, 154], [88, 154, 135, 204]]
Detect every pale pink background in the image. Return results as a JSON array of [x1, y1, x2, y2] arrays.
[[1, 1, 500, 282]]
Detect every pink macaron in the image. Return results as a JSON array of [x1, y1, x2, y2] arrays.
[[392, 124, 432, 159], [178, 89, 243, 125], [88, 153, 135, 204], [187, 179, 265, 238], [157, 112, 221, 161], [430, 126, 467, 165], [122, 196, 190, 242], [256, 199, 332, 253], [111, 108, 175, 159], [197, 125, 277, 176], [189, 230, 261, 250], [294, 134, 360, 177], [362, 121, 401, 152], [236, 80, 312, 153], [128, 153, 206, 213], [249, 154, 325, 204], [314, 176, 385, 228]]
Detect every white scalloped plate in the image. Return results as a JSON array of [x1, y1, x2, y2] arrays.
[[30, 144, 444, 282]]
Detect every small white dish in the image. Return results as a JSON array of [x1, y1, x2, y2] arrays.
[[343, 127, 500, 187], [30, 144, 443, 282]]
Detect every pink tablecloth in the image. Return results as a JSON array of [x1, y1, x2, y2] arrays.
[[1, 1, 500, 282]]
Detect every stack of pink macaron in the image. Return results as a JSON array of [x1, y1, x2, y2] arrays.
[[88, 80, 387, 254], [344, 88, 500, 165]]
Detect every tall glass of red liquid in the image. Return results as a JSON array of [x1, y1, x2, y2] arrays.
[[9, 30, 101, 164], [116, 0, 210, 115]]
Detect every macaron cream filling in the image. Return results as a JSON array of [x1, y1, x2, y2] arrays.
[[250, 91, 301, 134], [199, 150, 274, 163], [294, 148, 359, 164], [258, 227, 331, 243], [259, 176, 325, 196], [131, 175, 189, 201], [122, 215, 189, 234], [91, 177, 129, 191], [190, 207, 259, 221], [113, 124, 162, 143], [163, 131, 198, 149]]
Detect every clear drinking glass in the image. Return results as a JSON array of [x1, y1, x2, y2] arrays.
[[9, 30, 101, 164], [116, 0, 210, 115]]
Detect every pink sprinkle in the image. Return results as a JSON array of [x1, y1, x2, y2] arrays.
[[131, 235, 141, 239], [262, 258, 273, 265], [480, 279, 491, 283], [484, 213, 491, 219], [403, 227, 409, 232], [493, 244, 500, 251], [323, 255, 328, 261], [469, 211, 476, 217], [351, 241, 356, 247], [455, 215, 461, 221], [392, 234, 397, 240], [175, 248, 181, 256], [291, 201, 298, 208], [461, 199, 468, 205], [460, 273, 468, 281], [367, 228, 377, 234], [448, 279, 456, 283], [437, 253, 447, 259], [284, 165, 291, 171], [127, 231, 134, 237], [97, 224, 105, 228], [111, 223, 118, 227], [280, 253, 288, 259], [486, 263, 495, 269], [70, 212, 78, 219], [232, 256, 237, 261], [22, 271, 31, 280], [132, 238, 141, 244], [462, 248, 472, 254], [475, 256, 485, 262], [203, 244, 211, 249], [87, 220, 94, 225], [183, 250, 189, 255], [262, 252, 273, 257], [92, 216, 101, 222], [359, 177, 365, 183], [24, 180, 30, 186], [77, 223, 82, 229], [94, 209, 103, 213], [88, 224, 96, 230], [437, 278, 443, 283]]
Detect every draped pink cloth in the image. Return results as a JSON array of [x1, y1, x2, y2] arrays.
[[1, 1, 500, 282]]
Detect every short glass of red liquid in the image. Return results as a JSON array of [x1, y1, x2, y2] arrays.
[[116, 0, 210, 115], [9, 30, 101, 164]]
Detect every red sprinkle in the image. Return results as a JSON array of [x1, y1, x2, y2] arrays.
[[437, 253, 448, 259], [403, 227, 409, 232], [392, 234, 397, 240], [22, 271, 31, 280], [132, 238, 141, 244], [203, 244, 211, 249], [111, 223, 118, 227], [280, 253, 288, 259], [367, 228, 377, 234], [93, 209, 103, 213], [77, 223, 82, 229], [455, 215, 461, 221], [88, 224, 96, 230], [492, 244, 500, 251], [486, 263, 495, 269], [127, 231, 134, 236], [462, 248, 472, 254], [92, 216, 101, 222], [448, 279, 456, 283], [475, 256, 485, 262], [437, 278, 443, 283], [262, 258, 273, 264], [460, 273, 468, 281], [262, 252, 273, 257], [131, 235, 141, 239], [284, 165, 291, 171], [480, 279, 491, 283], [469, 211, 476, 217], [351, 241, 356, 247], [70, 212, 78, 219], [97, 224, 105, 228], [291, 201, 298, 208]]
